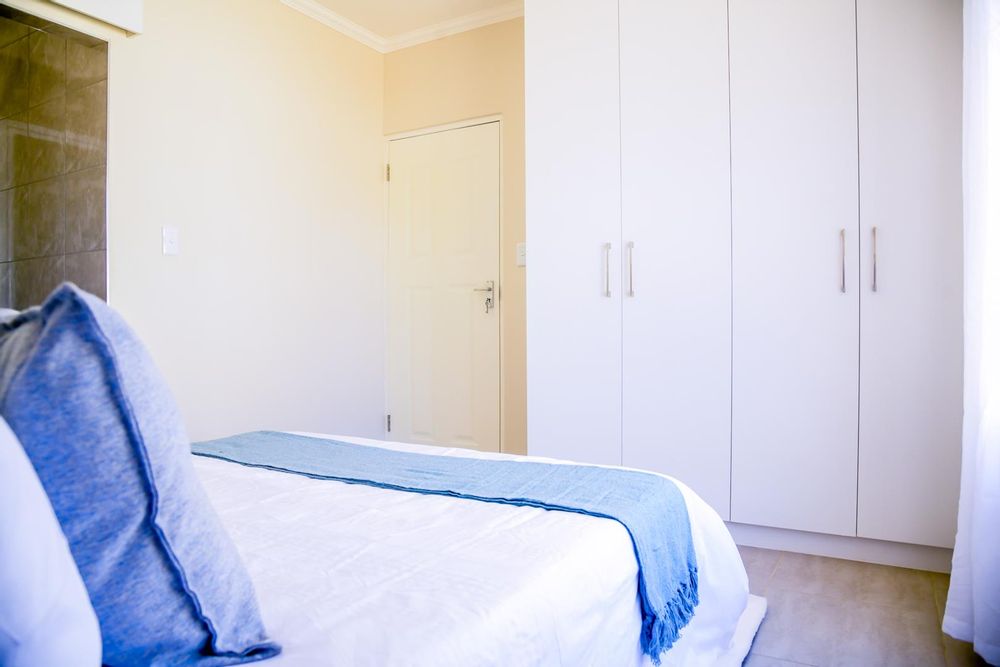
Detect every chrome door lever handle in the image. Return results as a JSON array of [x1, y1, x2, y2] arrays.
[[474, 281, 495, 313]]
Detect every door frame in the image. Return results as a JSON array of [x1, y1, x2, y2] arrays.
[[382, 114, 505, 450]]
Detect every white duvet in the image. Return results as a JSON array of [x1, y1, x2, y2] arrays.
[[194, 434, 765, 666]]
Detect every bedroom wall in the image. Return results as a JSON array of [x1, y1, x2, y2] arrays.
[[384, 18, 526, 455], [7, 0, 519, 447], [99, 0, 385, 439], [102, 0, 386, 440]]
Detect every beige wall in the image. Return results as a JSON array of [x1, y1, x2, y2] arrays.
[[10, 0, 523, 451], [103, 0, 387, 440], [384, 18, 526, 455]]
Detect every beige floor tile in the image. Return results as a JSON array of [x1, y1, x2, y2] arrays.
[[739, 545, 783, 595], [855, 563, 939, 613], [930, 572, 950, 620], [767, 551, 866, 600], [768, 552, 937, 614], [942, 633, 990, 667], [738, 545, 782, 567], [749, 588, 853, 665], [744, 653, 816, 666], [749, 588, 946, 667], [837, 598, 946, 667], [737, 549, 984, 667]]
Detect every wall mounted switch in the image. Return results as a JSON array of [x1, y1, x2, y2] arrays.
[[162, 226, 180, 256]]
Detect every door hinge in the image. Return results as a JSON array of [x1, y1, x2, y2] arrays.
[[386, 414, 392, 432], [385, 163, 390, 181]]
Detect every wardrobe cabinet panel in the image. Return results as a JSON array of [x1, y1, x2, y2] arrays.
[[525, 0, 962, 547], [856, 0, 963, 548], [730, 0, 860, 535], [620, 0, 733, 517], [525, 0, 622, 465]]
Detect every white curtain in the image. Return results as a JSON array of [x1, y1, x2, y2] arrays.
[[943, 1, 1000, 664]]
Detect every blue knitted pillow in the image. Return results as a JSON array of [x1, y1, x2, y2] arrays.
[[0, 284, 279, 666]]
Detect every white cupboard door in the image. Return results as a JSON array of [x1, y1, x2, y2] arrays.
[[525, 0, 622, 464], [730, 0, 860, 535], [856, 0, 963, 547], [620, 0, 733, 517], [386, 122, 501, 452]]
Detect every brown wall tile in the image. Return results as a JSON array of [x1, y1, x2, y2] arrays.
[[67, 42, 107, 91], [0, 36, 29, 119], [65, 79, 105, 172], [0, 263, 11, 309], [64, 165, 105, 253], [0, 9, 48, 31], [26, 96, 66, 182], [12, 254, 64, 309], [0, 17, 30, 50], [10, 178, 65, 260], [28, 31, 66, 107], [0, 118, 9, 189], [0, 113, 27, 189], [0, 189, 9, 262], [64, 250, 105, 299], [43, 23, 103, 49]]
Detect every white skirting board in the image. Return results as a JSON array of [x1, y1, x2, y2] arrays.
[[727, 522, 953, 574]]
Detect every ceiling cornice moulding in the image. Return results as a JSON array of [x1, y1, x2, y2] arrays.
[[280, 0, 523, 54], [384, 2, 523, 51], [280, 0, 385, 51]]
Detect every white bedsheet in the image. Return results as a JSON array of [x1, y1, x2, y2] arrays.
[[194, 433, 764, 666]]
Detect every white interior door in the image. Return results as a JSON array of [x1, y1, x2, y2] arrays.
[[386, 122, 501, 452], [619, 0, 733, 517], [730, 0, 860, 536], [525, 0, 622, 465], [856, 0, 963, 547]]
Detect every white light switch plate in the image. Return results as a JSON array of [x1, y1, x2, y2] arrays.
[[516, 242, 526, 267], [162, 226, 180, 256]]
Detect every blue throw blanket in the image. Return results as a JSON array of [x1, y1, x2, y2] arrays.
[[192, 431, 699, 662]]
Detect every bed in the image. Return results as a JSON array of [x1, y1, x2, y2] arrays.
[[1, 285, 763, 665], [194, 432, 766, 666]]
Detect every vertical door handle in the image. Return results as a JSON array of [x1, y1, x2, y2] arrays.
[[840, 229, 846, 293], [473, 280, 495, 313], [626, 242, 635, 297], [871, 227, 878, 292], [603, 243, 612, 297]]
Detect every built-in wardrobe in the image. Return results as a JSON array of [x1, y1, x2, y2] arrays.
[[525, 0, 962, 552]]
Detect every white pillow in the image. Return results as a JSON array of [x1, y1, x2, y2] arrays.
[[0, 417, 101, 667]]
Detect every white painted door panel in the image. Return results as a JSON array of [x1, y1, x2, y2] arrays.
[[386, 122, 501, 452], [620, 0, 733, 517], [730, 0, 860, 535], [856, 0, 963, 547], [525, 0, 622, 465]]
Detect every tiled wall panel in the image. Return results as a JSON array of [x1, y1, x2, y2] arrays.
[[0, 10, 107, 309]]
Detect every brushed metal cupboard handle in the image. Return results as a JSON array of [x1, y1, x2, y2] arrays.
[[840, 229, 846, 293], [872, 226, 878, 292], [603, 243, 612, 297], [627, 241, 635, 297]]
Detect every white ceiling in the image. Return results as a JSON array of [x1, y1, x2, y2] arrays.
[[283, 0, 523, 53]]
